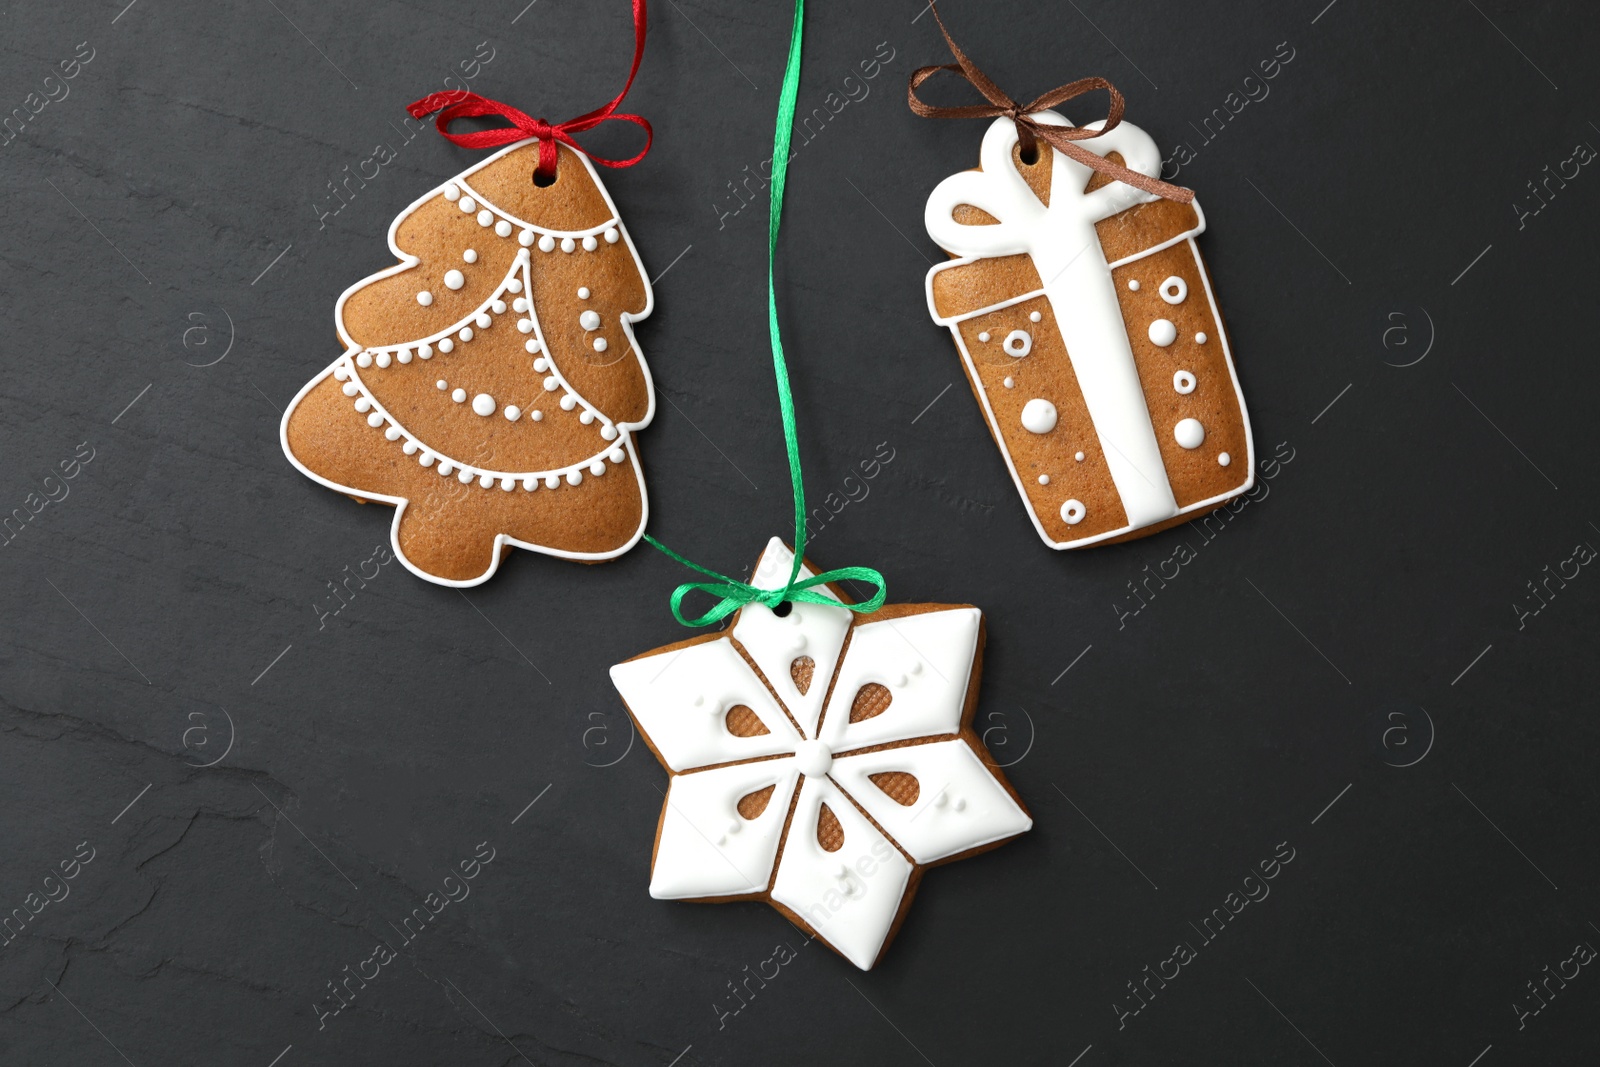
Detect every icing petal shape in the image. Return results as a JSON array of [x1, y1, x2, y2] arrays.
[[769, 777, 913, 970], [611, 638, 801, 772], [650, 760, 800, 900], [731, 538, 852, 740], [818, 607, 982, 751], [831, 740, 1033, 864]]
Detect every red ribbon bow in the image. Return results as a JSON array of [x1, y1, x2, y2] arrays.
[[406, 0, 651, 182]]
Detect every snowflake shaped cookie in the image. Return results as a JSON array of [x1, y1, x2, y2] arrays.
[[610, 538, 1032, 969]]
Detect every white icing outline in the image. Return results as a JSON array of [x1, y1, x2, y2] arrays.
[[922, 116, 1254, 550], [280, 138, 656, 586]]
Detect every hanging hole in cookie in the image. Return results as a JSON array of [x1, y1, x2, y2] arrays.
[[532, 167, 557, 188], [790, 655, 815, 695], [738, 784, 776, 820], [724, 704, 770, 738], [868, 771, 920, 807], [849, 682, 892, 723], [817, 803, 844, 852], [1018, 144, 1039, 166], [771, 600, 792, 618]]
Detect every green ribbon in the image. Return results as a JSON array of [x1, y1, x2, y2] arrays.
[[643, 0, 887, 628]]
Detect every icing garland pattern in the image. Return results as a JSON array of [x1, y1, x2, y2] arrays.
[[609, 539, 1032, 971]]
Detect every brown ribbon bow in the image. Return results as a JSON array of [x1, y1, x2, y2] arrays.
[[907, 2, 1194, 205]]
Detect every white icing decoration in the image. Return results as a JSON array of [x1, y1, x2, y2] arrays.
[[1061, 499, 1086, 524], [518, 319, 534, 334], [1218, 452, 1231, 466], [463, 249, 478, 263], [438, 338, 454, 353], [538, 234, 556, 252], [1075, 451, 1086, 462], [593, 338, 608, 353], [580, 310, 601, 331], [610, 543, 1028, 970], [1003, 330, 1032, 357], [475, 312, 491, 329], [518, 229, 535, 247], [442, 183, 460, 201], [458, 196, 475, 213], [1029, 310, 1042, 322], [566, 469, 582, 486], [604, 227, 620, 243], [578, 286, 591, 299], [491, 299, 506, 314], [924, 113, 1186, 534], [396, 350, 412, 365], [355, 353, 372, 368], [458, 326, 473, 342], [416, 290, 433, 306], [513, 297, 529, 312], [1195, 331, 1208, 344], [1020, 398, 1057, 434], [601, 425, 618, 441], [495, 220, 513, 238], [477, 208, 493, 227], [471, 393, 495, 416], [1174, 418, 1205, 449], [1127, 279, 1140, 291], [582, 235, 598, 251], [1038, 474, 1050, 485], [366, 412, 383, 428], [1173, 370, 1196, 394], [504, 405, 521, 421], [560, 237, 576, 253], [525, 339, 541, 354], [1148, 318, 1177, 347], [375, 353, 391, 368], [418, 343, 432, 359], [1003, 376, 1014, 388], [451, 388, 466, 403], [978, 331, 991, 342], [1159, 275, 1188, 304], [560, 394, 577, 411], [444, 269, 465, 290], [531, 410, 543, 421], [435, 379, 447, 390]]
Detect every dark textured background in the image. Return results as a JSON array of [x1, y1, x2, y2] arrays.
[[3, 0, 1597, 1063]]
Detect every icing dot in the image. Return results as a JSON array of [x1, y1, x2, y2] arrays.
[[978, 331, 991, 343], [1075, 451, 1085, 462], [1218, 452, 1232, 466], [416, 290, 433, 306], [505, 405, 521, 421], [1038, 474, 1050, 485], [523, 476, 538, 490], [794, 740, 833, 778], [545, 474, 560, 489], [579, 410, 595, 425], [458, 196, 476, 213], [442, 183, 460, 201], [1003, 330, 1032, 357], [518, 319, 534, 334], [1159, 276, 1188, 304], [356, 353, 372, 368], [519, 229, 535, 247], [353, 397, 371, 412], [1195, 331, 1208, 344], [444, 269, 465, 290], [476, 209, 493, 227], [543, 376, 559, 391], [593, 337, 608, 353], [438, 338, 454, 353], [1174, 418, 1206, 449], [601, 425, 618, 441], [560, 394, 577, 411], [475, 312, 491, 329], [375, 352, 391, 368], [418, 343, 433, 359], [436, 379, 447, 390], [451, 388, 466, 403], [1127, 279, 1140, 291], [566, 469, 583, 485], [577, 286, 591, 299], [341, 382, 358, 396], [396, 349, 412, 365], [525, 339, 542, 354], [478, 473, 493, 488], [560, 237, 576, 253], [500, 476, 515, 491], [457, 469, 473, 484], [533, 357, 550, 372], [538, 234, 556, 252], [1029, 310, 1042, 322], [579, 310, 601, 331], [366, 412, 383, 428], [495, 220, 513, 238], [582, 235, 598, 251], [1148, 318, 1177, 347], [333, 366, 348, 381], [531, 410, 544, 421], [471, 393, 496, 417], [403, 440, 419, 455], [418, 452, 433, 466], [1173, 370, 1196, 394], [513, 297, 529, 312], [604, 227, 620, 243], [1003, 376, 1014, 388], [491, 299, 506, 314], [589, 460, 605, 476], [1020, 398, 1058, 434], [463, 249, 478, 264], [608, 447, 625, 463], [458, 326, 473, 342], [437, 459, 453, 475], [1061, 498, 1086, 525]]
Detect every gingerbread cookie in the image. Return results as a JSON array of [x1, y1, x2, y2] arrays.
[[609, 538, 1032, 970], [281, 138, 655, 585], [923, 112, 1253, 548]]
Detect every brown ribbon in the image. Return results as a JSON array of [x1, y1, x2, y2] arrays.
[[907, 2, 1194, 205]]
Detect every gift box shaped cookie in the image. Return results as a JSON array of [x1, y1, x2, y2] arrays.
[[923, 111, 1253, 548]]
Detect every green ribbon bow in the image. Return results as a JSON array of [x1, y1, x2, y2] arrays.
[[643, 0, 887, 627]]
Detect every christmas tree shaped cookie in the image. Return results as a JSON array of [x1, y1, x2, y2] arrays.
[[281, 139, 655, 586]]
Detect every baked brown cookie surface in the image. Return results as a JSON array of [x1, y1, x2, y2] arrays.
[[281, 139, 655, 585], [924, 113, 1254, 548]]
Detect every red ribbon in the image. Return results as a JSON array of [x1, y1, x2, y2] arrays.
[[406, 0, 651, 182]]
